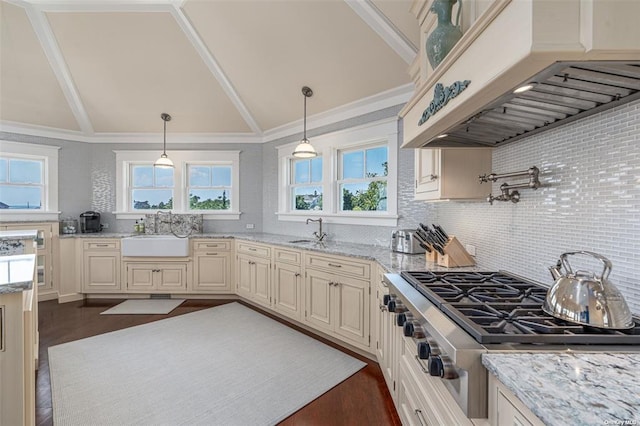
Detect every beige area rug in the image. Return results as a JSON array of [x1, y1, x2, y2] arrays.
[[49, 302, 366, 425], [100, 299, 185, 315]]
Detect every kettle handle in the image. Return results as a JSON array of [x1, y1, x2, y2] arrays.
[[559, 251, 612, 281]]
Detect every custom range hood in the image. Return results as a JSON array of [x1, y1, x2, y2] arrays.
[[400, 0, 640, 149]]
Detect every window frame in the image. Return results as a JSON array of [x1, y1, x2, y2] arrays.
[[289, 156, 323, 212], [277, 118, 398, 227], [114, 150, 241, 220], [337, 143, 389, 213], [0, 140, 60, 222], [186, 163, 234, 212]]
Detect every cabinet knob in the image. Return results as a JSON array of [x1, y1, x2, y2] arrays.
[[294, 273, 301, 277], [429, 174, 439, 181]]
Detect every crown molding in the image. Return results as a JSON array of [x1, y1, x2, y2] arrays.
[[1, 84, 412, 143]]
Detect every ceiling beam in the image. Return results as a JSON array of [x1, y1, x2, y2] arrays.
[[169, 4, 263, 135], [344, 0, 417, 65], [10, 0, 95, 135]]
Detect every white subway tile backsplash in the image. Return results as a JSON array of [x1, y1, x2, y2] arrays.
[[435, 98, 640, 314]]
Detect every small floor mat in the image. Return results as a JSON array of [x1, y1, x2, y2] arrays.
[[100, 299, 185, 315]]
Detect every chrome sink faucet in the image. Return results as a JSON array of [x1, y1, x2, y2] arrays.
[[306, 218, 327, 242]]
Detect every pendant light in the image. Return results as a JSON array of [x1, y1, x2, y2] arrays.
[[292, 86, 317, 158], [154, 113, 174, 168]]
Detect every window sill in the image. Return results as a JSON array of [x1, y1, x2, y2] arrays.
[[113, 211, 242, 220], [0, 211, 61, 222], [276, 212, 398, 227]]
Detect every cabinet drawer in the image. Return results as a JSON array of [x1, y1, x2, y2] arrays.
[[193, 240, 231, 252], [274, 248, 301, 265], [84, 240, 120, 250], [305, 253, 370, 279], [236, 241, 271, 258]]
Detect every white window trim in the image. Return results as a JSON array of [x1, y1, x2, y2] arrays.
[[276, 118, 398, 227], [114, 150, 241, 220], [0, 140, 60, 222]]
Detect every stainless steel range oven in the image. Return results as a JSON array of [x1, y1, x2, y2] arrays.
[[383, 271, 640, 420]]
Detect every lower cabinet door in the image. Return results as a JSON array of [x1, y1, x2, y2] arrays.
[[273, 262, 302, 320], [193, 253, 231, 293], [157, 264, 187, 292], [252, 257, 271, 307], [333, 275, 369, 346], [304, 268, 333, 332], [126, 264, 155, 291], [83, 252, 121, 292], [236, 255, 253, 298]]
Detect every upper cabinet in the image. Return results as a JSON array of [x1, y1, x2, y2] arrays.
[[401, 0, 640, 150], [415, 147, 492, 201]]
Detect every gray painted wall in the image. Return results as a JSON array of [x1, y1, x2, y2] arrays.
[[0, 132, 264, 233], [261, 106, 435, 245]]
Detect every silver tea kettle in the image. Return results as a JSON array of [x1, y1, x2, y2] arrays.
[[542, 251, 633, 329]]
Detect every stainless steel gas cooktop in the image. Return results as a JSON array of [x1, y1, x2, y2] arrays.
[[400, 271, 640, 345]]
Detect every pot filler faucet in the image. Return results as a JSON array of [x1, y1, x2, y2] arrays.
[[306, 218, 327, 242]]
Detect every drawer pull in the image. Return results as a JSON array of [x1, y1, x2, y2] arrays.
[[327, 263, 342, 268], [248, 247, 257, 251], [205, 253, 218, 256], [206, 244, 219, 247], [96, 244, 109, 247], [414, 355, 429, 374], [415, 409, 427, 426]]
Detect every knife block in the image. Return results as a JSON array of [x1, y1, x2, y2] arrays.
[[436, 236, 476, 268], [425, 249, 438, 263]]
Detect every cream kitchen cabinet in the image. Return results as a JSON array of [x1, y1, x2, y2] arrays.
[[235, 241, 271, 308], [304, 253, 371, 349], [272, 247, 303, 321], [415, 148, 492, 201], [192, 239, 232, 293], [3, 222, 57, 298], [125, 262, 188, 293], [488, 373, 544, 426], [82, 239, 121, 293]]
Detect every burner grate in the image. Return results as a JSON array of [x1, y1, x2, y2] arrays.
[[399, 270, 640, 345]]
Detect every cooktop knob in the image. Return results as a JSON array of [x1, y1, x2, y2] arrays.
[[396, 313, 407, 326], [403, 321, 414, 337], [440, 356, 459, 380], [383, 294, 391, 305], [417, 341, 430, 359], [428, 355, 444, 377]]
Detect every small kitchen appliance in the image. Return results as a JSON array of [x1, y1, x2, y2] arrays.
[[80, 211, 102, 233], [60, 218, 78, 234], [390, 229, 426, 254]]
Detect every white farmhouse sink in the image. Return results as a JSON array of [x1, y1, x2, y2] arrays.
[[121, 235, 189, 257]]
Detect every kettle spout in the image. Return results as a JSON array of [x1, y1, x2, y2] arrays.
[[549, 261, 563, 281]]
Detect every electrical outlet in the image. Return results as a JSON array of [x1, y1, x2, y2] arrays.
[[245, 224, 255, 229], [466, 244, 476, 256], [102, 223, 109, 229]]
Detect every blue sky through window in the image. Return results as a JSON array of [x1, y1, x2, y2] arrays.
[[0, 158, 44, 209]]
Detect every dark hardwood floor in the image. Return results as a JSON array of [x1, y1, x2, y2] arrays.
[[36, 298, 401, 426]]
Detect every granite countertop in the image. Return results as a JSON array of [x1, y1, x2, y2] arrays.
[[59, 232, 484, 273], [483, 352, 640, 426], [0, 229, 38, 241], [0, 254, 36, 294]]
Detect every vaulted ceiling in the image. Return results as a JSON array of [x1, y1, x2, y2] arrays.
[[0, 0, 419, 143]]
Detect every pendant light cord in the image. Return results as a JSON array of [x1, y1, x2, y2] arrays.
[[163, 118, 167, 155]]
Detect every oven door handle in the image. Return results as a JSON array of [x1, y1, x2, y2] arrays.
[[414, 409, 427, 426], [414, 355, 428, 374]]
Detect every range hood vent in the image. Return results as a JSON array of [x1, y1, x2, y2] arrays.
[[431, 61, 640, 148], [400, 0, 640, 150]]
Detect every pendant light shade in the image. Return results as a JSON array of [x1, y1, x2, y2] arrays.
[[154, 113, 174, 168], [292, 86, 317, 158]]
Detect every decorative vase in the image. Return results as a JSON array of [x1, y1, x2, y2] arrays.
[[426, 0, 462, 69]]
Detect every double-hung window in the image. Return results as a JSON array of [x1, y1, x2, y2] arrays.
[[188, 164, 233, 211], [277, 118, 398, 226], [115, 150, 240, 219], [130, 164, 174, 210], [290, 157, 323, 211], [338, 145, 388, 212], [0, 141, 59, 221]]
